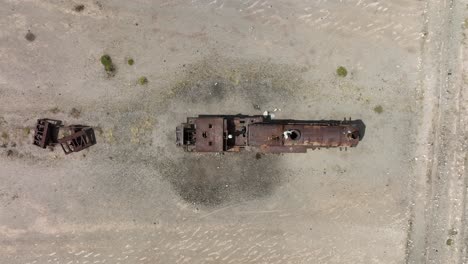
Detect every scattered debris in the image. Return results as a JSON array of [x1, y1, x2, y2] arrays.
[[25, 31, 36, 42], [73, 4, 85, 12], [176, 115, 365, 153], [33, 119, 96, 154], [262, 111, 275, 119], [138, 76, 148, 85], [253, 104, 261, 110], [336, 66, 348, 77]]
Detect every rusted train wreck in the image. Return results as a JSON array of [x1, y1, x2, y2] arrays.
[[176, 115, 365, 153]]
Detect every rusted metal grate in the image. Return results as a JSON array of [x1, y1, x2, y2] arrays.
[[33, 119, 62, 148], [33, 119, 96, 155], [58, 126, 96, 155]]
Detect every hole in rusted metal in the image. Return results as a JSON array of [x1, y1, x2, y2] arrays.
[[202, 132, 207, 138], [289, 130, 300, 140], [208, 124, 212, 128], [347, 131, 359, 140], [208, 141, 212, 146]]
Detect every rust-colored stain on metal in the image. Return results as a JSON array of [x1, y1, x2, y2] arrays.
[[33, 119, 96, 154], [176, 115, 365, 153], [58, 126, 96, 155], [33, 119, 62, 148]]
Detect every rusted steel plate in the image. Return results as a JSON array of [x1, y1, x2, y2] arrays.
[[194, 117, 225, 152], [248, 124, 284, 147], [33, 119, 61, 148], [282, 125, 359, 148], [258, 145, 307, 153], [58, 127, 96, 155]]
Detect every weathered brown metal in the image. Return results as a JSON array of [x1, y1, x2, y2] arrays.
[[33, 119, 62, 148], [194, 117, 225, 152], [176, 115, 364, 153], [33, 119, 96, 154], [58, 126, 96, 155]]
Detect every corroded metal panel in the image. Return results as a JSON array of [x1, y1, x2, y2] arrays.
[[58, 126, 96, 154], [194, 117, 225, 152], [33, 119, 96, 154], [177, 115, 364, 153]]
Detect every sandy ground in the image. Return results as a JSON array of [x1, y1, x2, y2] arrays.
[[0, 0, 466, 263]]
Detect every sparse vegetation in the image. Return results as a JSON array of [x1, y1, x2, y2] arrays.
[[100, 54, 115, 75], [138, 76, 148, 85], [374, 105, 384, 114], [446, 239, 454, 246], [73, 4, 85, 12], [95, 126, 104, 135], [25, 31, 36, 42], [449, 228, 458, 236], [128, 58, 134, 65], [1, 132, 8, 139], [50, 107, 60, 114], [336, 66, 348, 77], [23, 128, 31, 136], [69, 108, 81, 118]]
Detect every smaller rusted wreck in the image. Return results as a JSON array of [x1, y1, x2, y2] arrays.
[[33, 119, 96, 154], [176, 115, 365, 153]]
